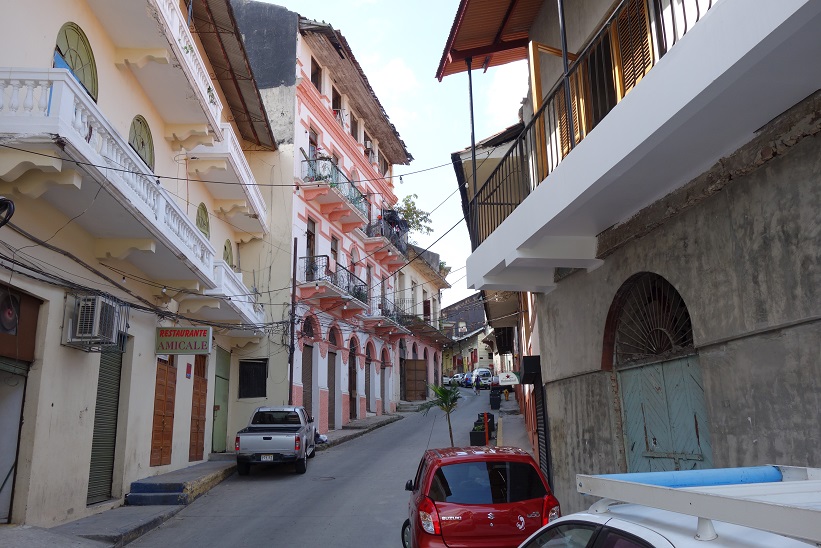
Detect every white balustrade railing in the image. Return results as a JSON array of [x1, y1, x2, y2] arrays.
[[150, 0, 222, 129], [206, 261, 265, 325], [218, 123, 267, 227], [0, 69, 216, 286]]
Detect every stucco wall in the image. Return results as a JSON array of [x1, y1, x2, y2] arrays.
[[537, 95, 821, 513]]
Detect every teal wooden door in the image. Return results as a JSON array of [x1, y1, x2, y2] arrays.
[[619, 355, 712, 472], [211, 347, 230, 453]]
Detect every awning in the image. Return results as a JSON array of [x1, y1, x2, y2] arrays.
[[436, 0, 544, 80], [498, 371, 520, 386]]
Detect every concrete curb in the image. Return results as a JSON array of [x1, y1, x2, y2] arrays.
[[316, 415, 403, 451]]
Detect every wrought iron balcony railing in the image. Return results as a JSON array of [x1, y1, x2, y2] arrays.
[[365, 218, 408, 255], [299, 255, 368, 305], [466, 0, 715, 249], [300, 158, 369, 218]]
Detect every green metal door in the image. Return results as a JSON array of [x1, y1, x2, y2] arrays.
[[87, 348, 123, 504], [619, 355, 712, 472], [0, 359, 27, 522], [212, 346, 230, 453]]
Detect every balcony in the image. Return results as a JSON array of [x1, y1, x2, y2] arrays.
[[362, 217, 408, 271], [362, 294, 411, 337], [186, 123, 268, 238], [396, 299, 451, 345], [296, 255, 369, 319], [465, 0, 821, 292], [300, 159, 369, 232], [177, 261, 264, 326], [86, 0, 222, 137], [0, 69, 215, 287]]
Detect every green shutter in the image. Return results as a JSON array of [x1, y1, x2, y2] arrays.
[[87, 349, 123, 504]]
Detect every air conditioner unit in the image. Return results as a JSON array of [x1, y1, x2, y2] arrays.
[[72, 295, 118, 344]]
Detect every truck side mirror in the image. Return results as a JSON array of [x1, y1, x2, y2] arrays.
[[405, 480, 413, 491], [309, 416, 314, 423]]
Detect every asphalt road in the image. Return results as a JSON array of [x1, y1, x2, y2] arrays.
[[131, 387, 494, 547]]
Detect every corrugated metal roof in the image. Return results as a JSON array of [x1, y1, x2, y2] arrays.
[[192, 0, 276, 150], [436, 0, 544, 80]]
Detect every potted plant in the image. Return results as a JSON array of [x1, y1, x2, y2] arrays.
[[469, 424, 487, 446]]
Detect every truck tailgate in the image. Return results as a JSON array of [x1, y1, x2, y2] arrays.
[[238, 426, 300, 454]]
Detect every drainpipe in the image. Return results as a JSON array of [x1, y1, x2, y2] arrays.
[[557, 0, 575, 149], [466, 57, 478, 247]]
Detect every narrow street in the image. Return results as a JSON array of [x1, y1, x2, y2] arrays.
[[132, 388, 502, 547]]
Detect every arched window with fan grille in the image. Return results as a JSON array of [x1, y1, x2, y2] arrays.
[[54, 22, 98, 101], [196, 203, 210, 238]]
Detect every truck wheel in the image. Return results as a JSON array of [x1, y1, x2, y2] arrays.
[[295, 455, 307, 474], [237, 462, 250, 476], [308, 444, 316, 458], [401, 518, 411, 548]]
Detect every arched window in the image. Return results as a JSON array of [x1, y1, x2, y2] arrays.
[[223, 240, 233, 267], [303, 317, 315, 339], [128, 115, 154, 170], [54, 22, 98, 101], [196, 203, 210, 238], [604, 272, 694, 369]]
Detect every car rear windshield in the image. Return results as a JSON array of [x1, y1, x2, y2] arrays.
[[251, 411, 301, 425], [428, 461, 547, 504]]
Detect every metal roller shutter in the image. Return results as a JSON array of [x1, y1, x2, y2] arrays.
[[87, 349, 122, 504]]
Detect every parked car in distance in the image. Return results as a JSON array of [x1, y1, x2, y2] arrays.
[[473, 368, 492, 389], [403, 446, 560, 548], [462, 373, 473, 387], [235, 406, 316, 475], [442, 374, 452, 386], [450, 373, 463, 386]]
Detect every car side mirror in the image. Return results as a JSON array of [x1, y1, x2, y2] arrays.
[[405, 480, 413, 491]]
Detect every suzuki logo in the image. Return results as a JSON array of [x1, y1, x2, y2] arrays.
[[487, 513, 495, 520]]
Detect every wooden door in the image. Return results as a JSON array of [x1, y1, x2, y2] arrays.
[[328, 351, 336, 429], [348, 347, 357, 420], [150, 356, 176, 467], [365, 358, 372, 412], [302, 344, 313, 418], [403, 359, 427, 401], [189, 355, 207, 462], [619, 355, 712, 472], [211, 346, 230, 453]]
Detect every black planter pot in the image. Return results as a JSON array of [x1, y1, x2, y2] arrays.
[[469, 429, 487, 446]]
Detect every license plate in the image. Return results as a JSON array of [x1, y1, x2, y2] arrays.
[[260, 454, 274, 462]]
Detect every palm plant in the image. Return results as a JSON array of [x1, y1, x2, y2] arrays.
[[420, 384, 462, 447]]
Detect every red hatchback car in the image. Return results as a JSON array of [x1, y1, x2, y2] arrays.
[[403, 447, 561, 548]]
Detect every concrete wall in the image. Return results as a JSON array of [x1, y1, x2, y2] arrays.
[[536, 94, 821, 512]]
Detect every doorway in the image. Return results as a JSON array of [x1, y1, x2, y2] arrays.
[[189, 355, 207, 462], [212, 346, 230, 453], [87, 344, 124, 504], [150, 356, 177, 467], [0, 360, 27, 523]]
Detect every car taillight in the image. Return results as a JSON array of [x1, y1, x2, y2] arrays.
[[418, 496, 441, 535], [295, 435, 300, 451], [235, 436, 240, 451], [542, 494, 561, 526]]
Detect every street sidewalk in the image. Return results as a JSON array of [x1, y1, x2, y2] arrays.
[[0, 412, 403, 548]]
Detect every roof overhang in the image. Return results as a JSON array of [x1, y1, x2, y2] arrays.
[[192, 0, 276, 150], [436, 0, 544, 81]]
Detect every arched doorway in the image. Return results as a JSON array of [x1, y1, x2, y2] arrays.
[[301, 316, 316, 419], [348, 337, 358, 420], [380, 347, 390, 411], [327, 327, 340, 430], [604, 272, 712, 473], [365, 343, 373, 413], [398, 339, 406, 400]]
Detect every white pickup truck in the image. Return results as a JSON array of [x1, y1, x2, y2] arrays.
[[234, 406, 316, 475]]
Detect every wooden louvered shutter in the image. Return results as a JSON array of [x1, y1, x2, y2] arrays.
[[556, 76, 583, 157], [189, 355, 207, 462], [613, 0, 653, 99]]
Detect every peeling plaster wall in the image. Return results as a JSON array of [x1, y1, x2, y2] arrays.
[[536, 93, 821, 513]]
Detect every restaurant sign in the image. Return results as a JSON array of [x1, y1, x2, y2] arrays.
[[155, 327, 212, 355]]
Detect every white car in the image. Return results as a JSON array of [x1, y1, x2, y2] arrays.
[[450, 373, 464, 386], [518, 466, 819, 548], [441, 374, 452, 386]]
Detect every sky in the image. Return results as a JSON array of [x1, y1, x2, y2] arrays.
[[259, 0, 529, 308]]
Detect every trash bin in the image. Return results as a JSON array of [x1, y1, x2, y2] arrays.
[[489, 393, 501, 410]]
